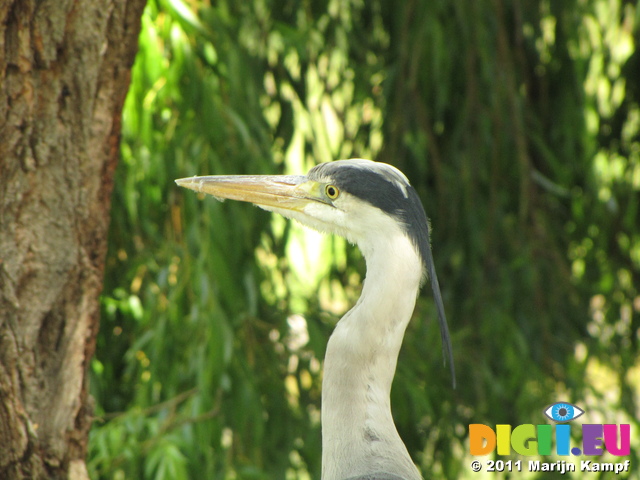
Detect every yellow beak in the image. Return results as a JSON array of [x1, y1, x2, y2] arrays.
[[175, 174, 326, 211]]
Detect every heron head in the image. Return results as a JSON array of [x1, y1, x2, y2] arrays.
[[176, 159, 455, 386], [176, 159, 429, 272]]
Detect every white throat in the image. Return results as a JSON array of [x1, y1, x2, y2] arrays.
[[321, 227, 424, 480]]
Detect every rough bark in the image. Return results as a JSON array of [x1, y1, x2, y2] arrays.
[[0, 0, 146, 478]]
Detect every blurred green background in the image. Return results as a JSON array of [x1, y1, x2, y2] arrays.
[[89, 0, 640, 478]]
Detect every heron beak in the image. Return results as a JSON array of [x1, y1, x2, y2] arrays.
[[175, 174, 326, 211]]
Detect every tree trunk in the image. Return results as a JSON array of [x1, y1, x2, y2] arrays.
[[0, 0, 146, 478]]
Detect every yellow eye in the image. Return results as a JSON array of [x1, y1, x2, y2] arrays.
[[325, 184, 340, 200]]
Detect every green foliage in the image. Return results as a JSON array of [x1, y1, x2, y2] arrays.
[[91, 0, 640, 479]]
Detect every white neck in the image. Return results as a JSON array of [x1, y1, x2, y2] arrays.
[[321, 230, 423, 480]]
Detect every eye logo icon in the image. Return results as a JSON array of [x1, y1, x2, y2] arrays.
[[543, 402, 584, 423]]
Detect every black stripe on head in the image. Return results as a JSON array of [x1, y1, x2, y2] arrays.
[[308, 161, 431, 275]]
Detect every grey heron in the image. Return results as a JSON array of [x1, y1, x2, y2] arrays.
[[176, 159, 455, 480]]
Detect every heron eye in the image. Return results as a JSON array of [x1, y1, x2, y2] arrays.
[[325, 184, 340, 200]]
